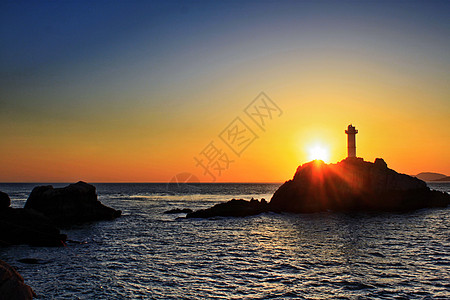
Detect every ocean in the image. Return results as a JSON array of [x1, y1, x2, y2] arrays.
[[1, 182, 449, 299]]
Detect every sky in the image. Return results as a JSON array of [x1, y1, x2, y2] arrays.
[[1, 0, 449, 182]]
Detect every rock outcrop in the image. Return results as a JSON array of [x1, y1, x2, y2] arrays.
[[186, 158, 450, 218], [186, 198, 269, 218], [270, 158, 450, 213], [25, 181, 121, 226], [0, 208, 67, 246], [0, 260, 36, 299], [0, 191, 11, 210], [0, 192, 66, 247]]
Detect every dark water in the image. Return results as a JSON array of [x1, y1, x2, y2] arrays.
[[1, 183, 449, 299]]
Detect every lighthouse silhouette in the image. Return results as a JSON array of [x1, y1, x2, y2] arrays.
[[345, 124, 358, 158]]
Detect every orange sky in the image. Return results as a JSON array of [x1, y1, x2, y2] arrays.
[[1, 1, 449, 182]]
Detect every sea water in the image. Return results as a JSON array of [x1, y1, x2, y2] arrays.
[[0, 182, 449, 299]]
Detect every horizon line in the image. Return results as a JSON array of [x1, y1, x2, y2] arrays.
[[0, 181, 285, 184]]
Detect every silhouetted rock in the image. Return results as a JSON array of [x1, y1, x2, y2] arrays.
[[0, 260, 36, 299], [0, 191, 11, 210], [0, 191, 65, 246], [186, 199, 270, 218], [164, 208, 193, 214], [270, 158, 450, 213], [0, 207, 67, 247], [184, 158, 449, 219], [25, 181, 121, 226]]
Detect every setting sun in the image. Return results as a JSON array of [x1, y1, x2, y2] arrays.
[[307, 144, 331, 162]]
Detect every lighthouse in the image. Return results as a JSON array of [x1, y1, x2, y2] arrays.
[[345, 124, 358, 158]]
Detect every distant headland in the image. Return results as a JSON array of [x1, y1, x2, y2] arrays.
[[187, 124, 450, 218], [415, 172, 450, 182]]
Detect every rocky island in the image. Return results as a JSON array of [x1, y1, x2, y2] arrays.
[[25, 181, 121, 226], [187, 125, 450, 218], [0, 181, 121, 246], [187, 158, 450, 218], [270, 157, 449, 213]]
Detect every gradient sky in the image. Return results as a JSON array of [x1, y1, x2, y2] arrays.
[[1, 0, 449, 182]]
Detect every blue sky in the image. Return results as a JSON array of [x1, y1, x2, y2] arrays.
[[1, 0, 449, 181]]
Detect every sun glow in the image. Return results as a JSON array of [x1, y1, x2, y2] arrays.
[[307, 143, 331, 163]]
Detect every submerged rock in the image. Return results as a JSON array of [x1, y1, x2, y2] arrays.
[[270, 158, 450, 213], [186, 198, 270, 218], [0, 260, 36, 299], [164, 208, 193, 214], [25, 181, 121, 226], [17, 259, 43, 265]]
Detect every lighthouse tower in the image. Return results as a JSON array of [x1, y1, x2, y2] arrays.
[[345, 124, 358, 158]]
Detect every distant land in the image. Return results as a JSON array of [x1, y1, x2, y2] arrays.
[[432, 176, 450, 182], [415, 172, 448, 182]]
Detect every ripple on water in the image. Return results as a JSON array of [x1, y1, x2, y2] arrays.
[[0, 183, 449, 299]]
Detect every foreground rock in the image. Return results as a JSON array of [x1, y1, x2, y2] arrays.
[[0, 191, 11, 209], [270, 158, 450, 213], [25, 181, 121, 226], [0, 191, 66, 247], [0, 208, 67, 246], [186, 198, 269, 218], [0, 260, 36, 299]]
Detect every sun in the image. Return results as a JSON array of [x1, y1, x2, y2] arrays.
[[307, 143, 330, 162]]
